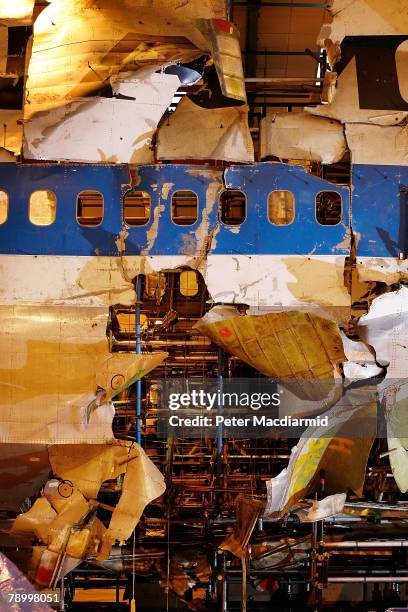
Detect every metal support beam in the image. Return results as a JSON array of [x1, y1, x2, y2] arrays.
[[246, 50, 319, 57], [234, 1, 328, 7], [135, 276, 142, 446]]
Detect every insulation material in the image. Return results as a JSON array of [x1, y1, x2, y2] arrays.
[[0, 0, 35, 25], [318, 0, 408, 45], [340, 331, 383, 381], [194, 306, 346, 401], [23, 0, 226, 120], [24, 69, 181, 164], [294, 493, 347, 522], [0, 552, 51, 611], [259, 112, 346, 165], [345, 123, 408, 166], [157, 96, 254, 163], [263, 386, 376, 517]]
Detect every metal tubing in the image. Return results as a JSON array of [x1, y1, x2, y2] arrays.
[[323, 541, 408, 549], [217, 349, 224, 456], [234, 1, 328, 6], [135, 276, 142, 446], [113, 339, 212, 348], [329, 577, 408, 583]]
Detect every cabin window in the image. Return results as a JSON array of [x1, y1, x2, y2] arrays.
[[29, 190, 56, 226], [123, 190, 150, 226], [171, 190, 198, 226], [220, 190, 246, 225], [0, 190, 8, 224], [316, 191, 342, 225], [77, 190, 103, 226], [180, 270, 199, 297], [268, 190, 295, 225]]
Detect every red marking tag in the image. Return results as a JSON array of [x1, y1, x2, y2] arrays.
[[219, 327, 232, 338]]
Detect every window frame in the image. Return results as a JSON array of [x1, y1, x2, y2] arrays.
[[315, 190, 342, 227], [267, 189, 295, 227], [123, 189, 151, 227], [171, 189, 199, 227], [0, 188, 9, 225], [218, 188, 247, 227], [76, 190, 104, 227], [29, 189, 57, 227]]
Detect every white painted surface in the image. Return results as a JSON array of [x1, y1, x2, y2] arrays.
[[259, 112, 346, 164]]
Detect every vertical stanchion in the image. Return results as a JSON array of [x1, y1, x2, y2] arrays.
[[135, 276, 142, 446], [217, 348, 224, 456]]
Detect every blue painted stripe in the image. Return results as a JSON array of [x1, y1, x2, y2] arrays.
[[0, 162, 350, 256]]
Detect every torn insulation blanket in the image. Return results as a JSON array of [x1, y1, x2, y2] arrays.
[[293, 493, 347, 522], [263, 386, 376, 518], [24, 69, 181, 164], [23, 0, 229, 120], [194, 307, 346, 401], [259, 112, 346, 165], [157, 96, 254, 163]]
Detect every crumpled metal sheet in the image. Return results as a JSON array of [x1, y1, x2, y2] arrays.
[[317, 0, 408, 45], [219, 495, 265, 558], [23, 68, 181, 164], [0, 303, 167, 444], [194, 306, 346, 401], [306, 57, 408, 127], [157, 96, 254, 163], [259, 112, 346, 165], [345, 123, 408, 166], [23, 0, 225, 120], [0, 552, 51, 611], [102, 443, 166, 547], [11, 498, 57, 544], [358, 287, 408, 492]]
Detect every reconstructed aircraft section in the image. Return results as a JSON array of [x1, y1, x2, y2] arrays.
[[1, 1, 408, 610]]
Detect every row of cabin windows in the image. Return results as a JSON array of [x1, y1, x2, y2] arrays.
[[0, 188, 343, 227]]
